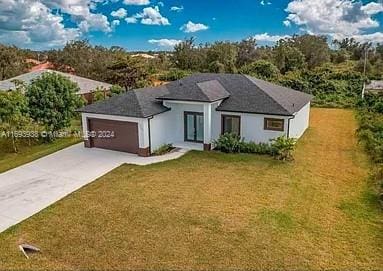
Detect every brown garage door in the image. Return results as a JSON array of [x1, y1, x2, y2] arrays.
[[88, 118, 139, 154]]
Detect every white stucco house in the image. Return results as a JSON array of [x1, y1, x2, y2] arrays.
[[78, 73, 312, 156]]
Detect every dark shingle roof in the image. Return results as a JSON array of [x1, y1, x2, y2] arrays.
[[0, 69, 112, 94], [233, 75, 313, 115], [78, 73, 312, 118], [78, 85, 170, 118], [158, 78, 230, 102]]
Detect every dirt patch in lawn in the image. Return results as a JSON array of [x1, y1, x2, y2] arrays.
[[0, 108, 382, 270]]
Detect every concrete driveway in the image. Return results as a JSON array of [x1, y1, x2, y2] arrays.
[[0, 143, 188, 233]]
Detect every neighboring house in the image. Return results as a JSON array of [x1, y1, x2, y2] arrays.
[[78, 73, 312, 156], [0, 69, 112, 103], [131, 53, 156, 59], [365, 80, 383, 94]]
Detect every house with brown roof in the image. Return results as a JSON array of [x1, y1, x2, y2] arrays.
[[78, 73, 312, 156]]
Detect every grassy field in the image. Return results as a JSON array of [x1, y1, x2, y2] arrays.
[[0, 119, 81, 173], [0, 108, 382, 270]]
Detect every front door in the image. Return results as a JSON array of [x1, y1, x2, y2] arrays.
[[184, 112, 204, 143]]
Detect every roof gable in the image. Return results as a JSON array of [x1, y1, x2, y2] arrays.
[[78, 85, 170, 118], [244, 76, 313, 115]]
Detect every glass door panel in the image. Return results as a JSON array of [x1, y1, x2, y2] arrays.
[[196, 114, 204, 142], [184, 112, 204, 143], [186, 114, 195, 141]]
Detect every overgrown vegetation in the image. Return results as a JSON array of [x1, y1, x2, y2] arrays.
[[3, 35, 382, 109], [357, 94, 383, 204]]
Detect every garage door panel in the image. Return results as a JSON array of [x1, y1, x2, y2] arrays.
[[88, 118, 139, 154]]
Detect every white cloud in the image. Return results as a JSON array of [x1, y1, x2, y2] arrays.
[[285, 0, 383, 39], [283, 20, 291, 27], [0, 0, 81, 49], [361, 2, 383, 15], [170, 6, 184, 12], [42, 0, 95, 17], [180, 21, 209, 33], [260, 1, 271, 6], [78, 13, 111, 33], [148, 38, 182, 47], [0, 0, 117, 49], [253, 33, 291, 42], [111, 8, 127, 18], [125, 16, 138, 24], [351, 32, 383, 43], [123, 0, 149, 5], [157, 1, 164, 7], [135, 6, 170, 25], [112, 19, 120, 27]]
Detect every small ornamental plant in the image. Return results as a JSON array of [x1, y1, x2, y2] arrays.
[[270, 136, 297, 161]]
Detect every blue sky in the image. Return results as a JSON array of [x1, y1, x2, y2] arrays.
[[1, 0, 383, 51]]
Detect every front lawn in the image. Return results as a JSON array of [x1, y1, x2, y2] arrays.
[[0, 119, 81, 173], [0, 108, 382, 270]]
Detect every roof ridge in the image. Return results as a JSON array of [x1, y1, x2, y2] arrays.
[[180, 76, 209, 100], [243, 75, 291, 115], [196, 79, 227, 101], [132, 90, 145, 117]]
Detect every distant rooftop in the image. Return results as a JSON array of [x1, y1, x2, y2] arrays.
[[366, 80, 383, 90], [131, 53, 156, 59], [0, 69, 112, 95]]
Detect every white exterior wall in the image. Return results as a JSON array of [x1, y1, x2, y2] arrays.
[[288, 102, 310, 139], [149, 110, 175, 151], [212, 110, 290, 144], [150, 100, 222, 151], [82, 101, 310, 153], [81, 113, 149, 148], [162, 101, 205, 143]]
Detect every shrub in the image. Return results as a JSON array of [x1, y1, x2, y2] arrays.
[[213, 133, 243, 153], [270, 136, 297, 161], [214, 133, 274, 155], [239, 141, 273, 155], [153, 144, 174, 156]]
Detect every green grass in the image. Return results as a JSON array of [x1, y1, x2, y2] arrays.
[[0, 118, 82, 173], [0, 137, 81, 173], [0, 108, 382, 270]]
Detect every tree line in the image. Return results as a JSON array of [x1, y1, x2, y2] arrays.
[[2, 34, 383, 107]]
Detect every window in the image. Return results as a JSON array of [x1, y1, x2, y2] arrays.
[[222, 115, 241, 136], [264, 118, 285, 131]]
